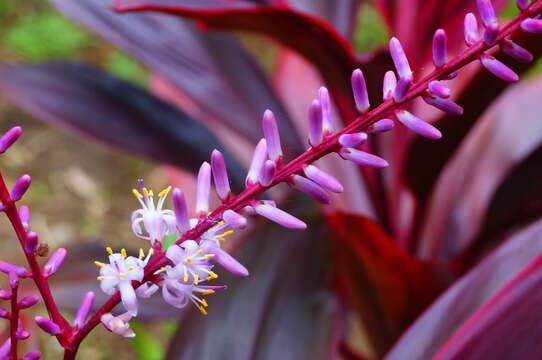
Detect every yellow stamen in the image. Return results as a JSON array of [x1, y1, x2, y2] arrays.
[[186, 257, 192, 263], [197, 250, 203, 255], [132, 189, 143, 198], [199, 306, 208, 315], [158, 186, 172, 197], [223, 230, 234, 236], [119, 273, 126, 278], [161, 267, 167, 272], [127, 267, 134, 271], [207, 271, 218, 281], [106, 247, 113, 255], [217, 237, 226, 242], [205, 254, 215, 259], [121, 249, 127, 258], [201, 299, 208, 307], [183, 273, 189, 282], [202, 289, 215, 295], [139, 248, 145, 259], [148, 248, 155, 255], [97, 276, 105, 281], [113, 324, 118, 329], [218, 221, 225, 226], [94, 261, 105, 268], [143, 187, 150, 197], [194, 274, 199, 285]]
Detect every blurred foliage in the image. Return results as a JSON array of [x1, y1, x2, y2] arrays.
[[131, 321, 178, 360], [354, 2, 388, 53], [105, 50, 148, 87], [5, 13, 90, 61]]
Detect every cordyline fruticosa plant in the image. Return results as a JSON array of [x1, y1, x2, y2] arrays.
[[1, 0, 542, 358]]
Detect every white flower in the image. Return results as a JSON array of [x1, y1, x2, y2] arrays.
[[165, 240, 218, 285], [101, 312, 135, 338], [131, 183, 176, 245], [96, 248, 152, 316]]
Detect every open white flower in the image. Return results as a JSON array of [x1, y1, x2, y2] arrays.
[[101, 312, 135, 338], [131, 181, 176, 245]]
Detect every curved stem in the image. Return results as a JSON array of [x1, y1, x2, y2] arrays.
[[9, 283, 18, 360], [67, 1, 542, 349]]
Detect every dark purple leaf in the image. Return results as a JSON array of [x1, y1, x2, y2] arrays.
[[0, 62, 245, 186], [386, 219, 542, 360], [49, 0, 303, 154], [165, 214, 339, 360], [112, 0, 362, 123]]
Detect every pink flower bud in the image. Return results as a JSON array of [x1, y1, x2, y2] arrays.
[[22, 351, 42, 360], [339, 133, 367, 148], [308, 99, 324, 146], [35, 316, 61, 335], [428, 81, 451, 98], [254, 203, 306, 230], [389, 37, 412, 80], [16, 330, 30, 340], [422, 93, 464, 116], [259, 160, 276, 187], [432, 29, 447, 67], [516, 0, 530, 10], [393, 77, 412, 102], [43, 248, 67, 277], [0, 261, 28, 277], [9, 271, 19, 289], [0, 126, 22, 154], [11, 174, 31, 201], [500, 39, 533, 63], [222, 209, 247, 230], [211, 150, 231, 201], [351, 69, 370, 113], [318, 87, 333, 134], [464, 13, 481, 46], [395, 110, 442, 139], [172, 188, 190, 233], [383, 71, 397, 101], [521, 18, 542, 33], [262, 110, 283, 161], [291, 175, 330, 204], [19, 295, 40, 309], [19, 205, 30, 230], [0, 306, 9, 319], [304, 165, 344, 193], [339, 148, 389, 168], [25, 232, 39, 254], [368, 119, 395, 134], [0, 289, 12, 300], [195, 162, 211, 216], [480, 54, 519, 82], [73, 292, 94, 329], [246, 139, 268, 186]]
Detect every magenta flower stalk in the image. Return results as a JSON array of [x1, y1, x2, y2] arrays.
[[1, 2, 542, 358]]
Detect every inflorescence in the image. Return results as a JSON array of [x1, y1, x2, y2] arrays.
[[0, 0, 541, 357]]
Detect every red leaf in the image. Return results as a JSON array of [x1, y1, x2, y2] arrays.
[[328, 212, 450, 357], [113, 0, 361, 122]]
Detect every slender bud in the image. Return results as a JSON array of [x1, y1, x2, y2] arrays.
[[521, 18, 542, 33], [464, 13, 481, 46], [43, 248, 67, 277], [483, 22, 499, 45], [318, 87, 333, 134], [259, 160, 276, 187], [211, 150, 231, 201], [262, 110, 283, 161], [428, 80, 451, 98], [0, 339, 10, 358], [304, 165, 344, 193], [0, 126, 22, 154], [480, 54, 519, 82], [422, 93, 464, 116], [195, 162, 211, 216], [432, 29, 447, 67], [500, 39, 533, 63], [291, 175, 330, 204], [212, 247, 249, 277], [73, 292, 94, 329], [246, 139, 268, 186], [19, 205, 30, 230], [308, 100, 323, 146], [172, 188, 190, 233], [19, 295, 40, 309], [22, 351, 42, 360], [389, 37, 412, 80], [383, 71, 397, 101], [351, 69, 370, 112], [222, 209, 247, 230], [517, 0, 530, 10], [339, 148, 389, 168], [0, 289, 12, 300], [395, 110, 442, 139], [35, 316, 61, 335], [16, 330, 30, 340], [339, 133, 368, 148], [9, 271, 19, 289], [0, 261, 28, 277], [10, 174, 31, 201], [25, 232, 39, 254], [0, 306, 9, 319], [393, 77, 412, 102], [477, 0, 497, 27], [254, 203, 306, 230], [368, 119, 395, 134]]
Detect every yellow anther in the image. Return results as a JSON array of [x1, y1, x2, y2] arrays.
[[132, 189, 143, 198], [201, 299, 208, 307], [97, 276, 105, 281], [119, 273, 126, 278], [106, 247, 113, 255], [139, 248, 145, 259], [197, 250, 203, 255], [148, 248, 155, 255], [223, 230, 234, 236], [161, 267, 167, 272], [127, 267, 134, 271], [183, 273, 189, 282], [94, 261, 105, 268], [121, 249, 127, 258], [199, 306, 208, 315], [218, 221, 225, 226], [113, 324, 118, 329], [202, 289, 215, 295], [186, 257, 192, 263], [207, 271, 218, 281], [143, 187, 150, 197], [217, 237, 226, 242], [158, 186, 172, 197], [194, 274, 200, 285], [205, 254, 215, 259]]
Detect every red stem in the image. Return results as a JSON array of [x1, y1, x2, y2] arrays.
[[68, 2, 542, 351], [9, 284, 18, 359]]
